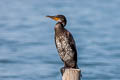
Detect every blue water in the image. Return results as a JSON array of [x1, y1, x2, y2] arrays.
[[0, 0, 120, 80]]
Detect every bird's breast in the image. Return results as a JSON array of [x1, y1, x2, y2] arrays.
[[55, 35, 74, 61]]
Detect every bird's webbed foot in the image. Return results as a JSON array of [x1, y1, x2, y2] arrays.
[[60, 67, 66, 75]]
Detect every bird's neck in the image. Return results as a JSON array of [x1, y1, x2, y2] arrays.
[[54, 22, 65, 35], [61, 21, 66, 27]]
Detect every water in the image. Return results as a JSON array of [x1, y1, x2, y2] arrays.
[[0, 0, 120, 80]]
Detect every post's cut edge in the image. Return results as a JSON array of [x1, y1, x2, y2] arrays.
[[65, 68, 81, 72]]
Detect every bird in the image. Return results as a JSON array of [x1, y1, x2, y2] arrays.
[[46, 15, 78, 74]]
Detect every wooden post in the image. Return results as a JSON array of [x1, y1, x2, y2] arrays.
[[62, 68, 81, 80]]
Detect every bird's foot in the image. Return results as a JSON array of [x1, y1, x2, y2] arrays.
[[60, 67, 66, 75], [60, 67, 72, 75]]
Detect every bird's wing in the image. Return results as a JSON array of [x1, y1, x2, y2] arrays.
[[65, 30, 77, 61]]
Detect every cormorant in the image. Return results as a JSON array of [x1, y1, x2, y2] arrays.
[[47, 15, 78, 74]]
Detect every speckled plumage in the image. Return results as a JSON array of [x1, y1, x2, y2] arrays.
[[55, 22, 77, 68]]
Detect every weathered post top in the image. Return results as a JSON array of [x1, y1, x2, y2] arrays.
[[62, 68, 81, 80]]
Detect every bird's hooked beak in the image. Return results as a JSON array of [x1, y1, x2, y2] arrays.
[[46, 15, 60, 21]]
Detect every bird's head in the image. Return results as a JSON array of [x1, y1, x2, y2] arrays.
[[46, 15, 67, 27]]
